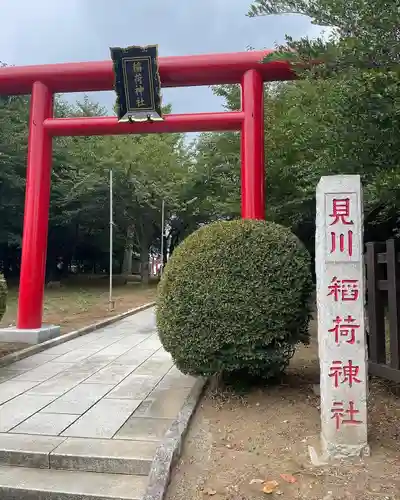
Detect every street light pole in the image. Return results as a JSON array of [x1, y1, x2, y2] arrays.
[[160, 199, 165, 274], [109, 168, 115, 311]]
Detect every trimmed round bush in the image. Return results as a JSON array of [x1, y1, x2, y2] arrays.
[[0, 274, 7, 321], [156, 219, 313, 379]]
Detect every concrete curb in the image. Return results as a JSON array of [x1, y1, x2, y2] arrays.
[[0, 302, 155, 368], [143, 377, 207, 500]]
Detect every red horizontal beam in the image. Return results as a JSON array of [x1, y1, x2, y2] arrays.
[[43, 112, 244, 136], [0, 50, 295, 95]]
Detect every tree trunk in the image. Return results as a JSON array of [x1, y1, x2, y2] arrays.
[[1, 244, 9, 279], [140, 243, 149, 285], [163, 235, 168, 267], [45, 257, 59, 284], [122, 225, 135, 277]]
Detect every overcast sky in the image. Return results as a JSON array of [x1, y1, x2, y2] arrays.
[[0, 0, 321, 113]]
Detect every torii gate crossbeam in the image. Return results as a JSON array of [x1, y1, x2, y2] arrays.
[[0, 50, 294, 336]]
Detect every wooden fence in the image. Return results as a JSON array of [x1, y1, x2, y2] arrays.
[[365, 239, 400, 383]]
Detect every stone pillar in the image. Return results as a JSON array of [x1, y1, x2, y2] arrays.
[[315, 175, 369, 459]]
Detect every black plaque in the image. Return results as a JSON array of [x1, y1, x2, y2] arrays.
[[110, 44, 163, 122]]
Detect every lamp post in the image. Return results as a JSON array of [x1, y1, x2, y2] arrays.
[[109, 168, 115, 311], [160, 199, 165, 274]]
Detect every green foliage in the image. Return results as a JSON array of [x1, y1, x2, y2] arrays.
[[0, 274, 7, 320], [0, 91, 198, 280], [0, 95, 30, 247], [156, 219, 313, 378], [190, 0, 400, 253], [248, 0, 399, 75]]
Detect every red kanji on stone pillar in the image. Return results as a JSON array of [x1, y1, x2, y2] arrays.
[[330, 231, 354, 257], [329, 198, 353, 225], [328, 197, 355, 257], [331, 401, 363, 430], [327, 277, 360, 302], [329, 360, 362, 388], [328, 315, 360, 345]]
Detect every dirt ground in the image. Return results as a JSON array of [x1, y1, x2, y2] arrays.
[[0, 280, 157, 358], [167, 322, 400, 500]]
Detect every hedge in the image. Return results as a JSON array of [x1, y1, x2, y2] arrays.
[[156, 219, 313, 379]]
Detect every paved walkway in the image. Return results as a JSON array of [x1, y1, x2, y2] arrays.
[[0, 308, 198, 499]]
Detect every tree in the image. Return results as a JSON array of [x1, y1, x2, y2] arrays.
[[184, 0, 400, 257], [247, 0, 400, 243], [0, 90, 196, 283], [47, 97, 111, 279], [0, 95, 29, 276], [97, 130, 187, 283]]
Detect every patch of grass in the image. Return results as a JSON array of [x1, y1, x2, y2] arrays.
[[0, 278, 157, 335]]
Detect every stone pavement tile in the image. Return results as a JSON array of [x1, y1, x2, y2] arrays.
[[163, 365, 187, 377], [72, 356, 117, 371], [50, 437, 158, 475], [133, 357, 174, 376], [133, 387, 192, 419], [57, 363, 104, 377], [106, 319, 147, 329], [137, 324, 157, 334], [49, 349, 102, 364], [61, 398, 142, 438], [113, 349, 155, 366], [43, 343, 76, 356], [67, 334, 109, 345], [44, 337, 99, 356], [135, 335, 162, 350], [81, 350, 120, 363], [9, 353, 63, 370], [119, 310, 153, 325], [111, 336, 153, 350], [81, 331, 109, 339], [99, 328, 126, 336], [114, 416, 173, 442], [94, 331, 125, 339], [117, 330, 154, 340], [26, 372, 90, 397], [0, 432, 64, 468], [105, 332, 137, 340], [10, 412, 79, 436], [156, 367, 197, 389], [130, 321, 156, 331], [52, 338, 93, 350], [124, 309, 155, 327], [0, 394, 56, 432], [83, 339, 123, 350], [12, 362, 74, 382], [0, 380, 39, 405], [90, 342, 135, 357], [151, 349, 172, 360], [44, 383, 114, 414], [105, 374, 161, 400], [0, 465, 147, 500], [0, 368, 28, 383], [98, 332, 120, 339], [82, 363, 137, 385]]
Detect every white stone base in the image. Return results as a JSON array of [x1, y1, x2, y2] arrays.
[[309, 433, 370, 465], [322, 433, 370, 460], [0, 325, 60, 345]]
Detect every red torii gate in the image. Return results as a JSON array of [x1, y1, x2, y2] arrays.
[[0, 51, 294, 335]]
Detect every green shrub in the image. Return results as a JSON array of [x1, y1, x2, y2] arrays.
[[0, 274, 7, 321], [156, 219, 313, 379]]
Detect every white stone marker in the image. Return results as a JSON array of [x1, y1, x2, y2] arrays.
[[315, 175, 369, 460]]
